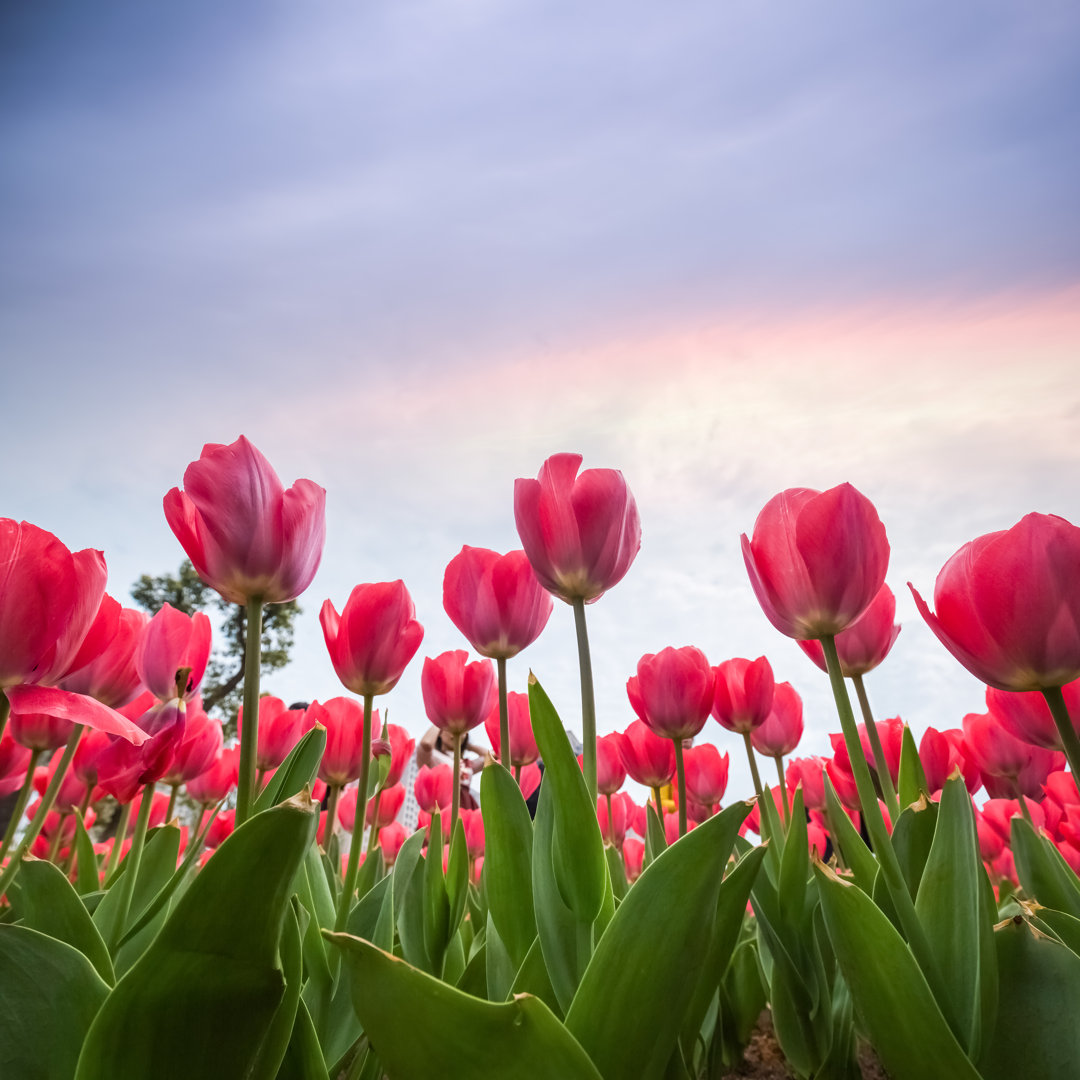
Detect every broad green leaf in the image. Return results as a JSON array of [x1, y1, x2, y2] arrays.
[[446, 815, 469, 942], [509, 934, 561, 1015], [915, 775, 995, 1058], [643, 802, 667, 870], [485, 913, 517, 1003], [75, 793, 317, 1080], [528, 676, 607, 922], [778, 787, 808, 923], [395, 830, 431, 973], [605, 845, 628, 902], [14, 858, 114, 985], [250, 900, 305, 1080], [276, 999, 330, 1080], [979, 913, 1080, 1080], [326, 933, 603, 1079], [423, 808, 450, 975], [897, 724, 930, 807], [253, 726, 328, 815], [1032, 906, 1080, 958], [815, 862, 982, 1080], [480, 762, 537, 966], [565, 801, 751, 1080], [73, 814, 100, 895], [822, 773, 877, 894], [1011, 817, 1080, 918], [0, 924, 110, 1080], [891, 796, 938, 900]]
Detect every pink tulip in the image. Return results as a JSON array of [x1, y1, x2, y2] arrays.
[[186, 746, 240, 806], [919, 727, 980, 796], [0, 729, 33, 798], [164, 436, 326, 606], [321, 581, 424, 697], [95, 699, 187, 803], [829, 717, 904, 787], [204, 810, 236, 849], [786, 756, 829, 811], [485, 690, 538, 768], [750, 681, 804, 757], [378, 821, 408, 865], [683, 744, 730, 807], [238, 696, 313, 771], [825, 754, 861, 811], [443, 546, 553, 659], [711, 657, 775, 735], [461, 807, 485, 860], [314, 698, 378, 787], [595, 732, 626, 795], [910, 513, 1080, 692], [518, 760, 542, 801], [160, 705, 223, 787], [616, 720, 676, 789], [798, 584, 900, 677], [986, 681, 1080, 752], [384, 724, 416, 788], [414, 764, 454, 814], [962, 710, 1063, 800], [59, 595, 147, 709], [136, 604, 211, 703], [623, 837, 644, 883], [9, 708, 74, 752], [71, 727, 113, 791], [596, 791, 634, 847], [365, 783, 405, 828], [421, 650, 496, 736], [627, 646, 714, 741], [742, 484, 889, 640], [514, 452, 641, 604], [743, 785, 786, 837]]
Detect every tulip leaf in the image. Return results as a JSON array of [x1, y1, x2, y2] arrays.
[[446, 814, 469, 942], [1011, 817, 1080, 919], [605, 844, 628, 901], [73, 814, 101, 895], [643, 802, 667, 870], [890, 796, 939, 901], [914, 775, 995, 1058], [325, 933, 604, 1079], [395, 830, 431, 973], [897, 724, 930, 807], [979, 913, 1080, 1080], [249, 899, 305, 1080], [13, 858, 114, 985], [75, 794, 317, 1080], [779, 787, 809, 922], [253, 726, 328, 815], [486, 911, 517, 1002], [1032, 907, 1080, 958], [822, 774, 877, 894], [528, 676, 607, 923], [480, 761, 537, 967], [510, 934, 561, 1015], [0, 924, 110, 1080], [423, 808, 451, 975], [565, 801, 752, 1080], [276, 999, 330, 1080], [815, 861, 983, 1080]]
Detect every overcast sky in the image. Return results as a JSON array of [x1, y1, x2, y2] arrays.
[[3, 1, 1079, 801]]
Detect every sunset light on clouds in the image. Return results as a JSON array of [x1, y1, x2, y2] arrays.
[[3, 1, 1078, 800]]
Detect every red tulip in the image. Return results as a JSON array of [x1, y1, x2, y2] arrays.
[[910, 513, 1080, 692], [71, 727, 113, 792], [321, 581, 424, 697], [1042, 771, 1080, 837], [0, 729, 33, 798], [986, 681, 1080, 752], [160, 705, 223, 787], [596, 791, 634, 847], [750, 681, 804, 757], [10, 707, 74, 751], [711, 657, 775, 735], [204, 810, 236, 849], [164, 436, 326, 606], [443, 546, 553, 659], [365, 782, 405, 829], [314, 698, 378, 787], [186, 746, 240, 806], [378, 822, 408, 865], [514, 452, 641, 604], [627, 646, 714, 741], [384, 724, 416, 788], [95, 699, 188, 803], [829, 717, 904, 787], [518, 760, 542, 801], [595, 732, 626, 795], [59, 595, 147, 709], [743, 785, 786, 837], [460, 807, 485, 860], [918, 726, 981, 796], [962, 710, 1063, 799], [798, 584, 900, 676], [421, 650, 496, 736], [742, 484, 889, 640], [825, 754, 861, 811], [683, 744, 730, 807], [136, 604, 211, 703], [485, 690, 538, 768], [238, 695, 312, 771], [786, 756, 829, 811], [616, 720, 676, 789], [623, 837, 644, 883], [414, 764, 454, 813]]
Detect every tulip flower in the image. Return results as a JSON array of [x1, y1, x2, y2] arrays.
[[159, 705, 224, 818], [364, 782, 405, 830], [484, 690, 538, 771], [786, 756, 829, 812], [596, 791, 634, 848], [0, 729, 32, 799], [918, 726, 981, 797], [136, 604, 212, 704], [415, 764, 454, 814], [59, 595, 147, 709], [383, 724, 416, 789], [683, 743, 730, 809], [751, 681, 804, 759], [238, 695, 312, 773], [617, 719, 676, 823], [623, 837, 645, 883], [798, 584, 900, 678], [515, 452, 641, 803], [460, 807, 485, 861], [910, 513, 1080, 783], [986, 681, 1080, 753], [595, 732, 626, 796], [518, 760, 542, 802], [962, 710, 1063, 805], [315, 697, 376, 787], [712, 655, 775, 817], [378, 821, 408, 866]]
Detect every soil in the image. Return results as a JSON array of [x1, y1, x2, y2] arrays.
[[723, 1012, 890, 1079]]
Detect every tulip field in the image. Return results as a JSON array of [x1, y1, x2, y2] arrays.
[[3, 438, 1080, 1080]]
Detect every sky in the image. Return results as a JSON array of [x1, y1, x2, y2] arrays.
[[2, 1, 1079, 803]]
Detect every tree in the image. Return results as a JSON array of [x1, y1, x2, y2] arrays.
[[131, 560, 300, 735]]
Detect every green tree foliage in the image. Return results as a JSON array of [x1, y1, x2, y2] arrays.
[[130, 560, 299, 735]]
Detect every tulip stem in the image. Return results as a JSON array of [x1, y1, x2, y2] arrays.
[[0, 690, 9, 744], [513, 764, 522, 787], [0, 747, 43, 865], [235, 596, 264, 826], [741, 732, 765, 803], [192, 805, 207, 848], [0, 727, 82, 901], [62, 786, 95, 876], [324, 784, 341, 846], [47, 814, 67, 862], [104, 802, 132, 884], [605, 793, 614, 844], [165, 783, 179, 823], [572, 597, 597, 805], [449, 733, 462, 846], [497, 657, 510, 768], [820, 635, 947, 1002], [851, 673, 900, 821], [672, 738, 688, 838], [107, 780, 155, 951], [337, 693, 374, 931], [773, 755, 790, 826], [651, 786, 665, 826], [366, 790, 384, 856], [1014, 790, 1036, 831], [1042, 686, 1080, 795]]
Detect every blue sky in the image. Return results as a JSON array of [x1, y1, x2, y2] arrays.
[[3, 2, 1079, 801]]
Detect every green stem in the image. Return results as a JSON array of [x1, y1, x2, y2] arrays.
[[0, 747, 43, 864], [1042, 686, 1080, 796], [673, 738, 688, 838], [605, 792, 614, 845], [235, 596, 264, 826], [336, 694, 374, 931], [104, 802, 132, 885], [62, 785, 95, 876], [191, 805, 207, 850], [651, 785, 665, 826], [1014, 787, 1035, 831], [741, 731, 765, 802], [852, 673, 900, 821], [449, 733, 462, 844], [47, 813, 68, 862], [743, 731, 778, 845], [0, 726, 83, 901], [0, 689, 9, 744], [366, 789, 384, 856], [774, 754, 791, 826], [513, 764, 522, 787], [165, 783, 179, 823], [820, 635, 946, 1001], [497, 656, 509, 767], [572, 597, 597, 804], [324, 784, 341, 846], [106, 780, 155, 951]]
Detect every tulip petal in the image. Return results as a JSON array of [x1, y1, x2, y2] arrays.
[[4, 685, 149, 744]]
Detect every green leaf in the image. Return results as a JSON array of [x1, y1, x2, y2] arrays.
[[13, 858, 114, 985], [1011, 817, 1080, 918], [480, 762, 537, 967], [891, 796, 939, 900], [643, 801, 667, 870], [423, 809, 450, 975], [326, 933, 604, 1079], [485, 912, 517, 1003], [276, 999, 330, 1080], [446, 814, 470, 943], [897, 724, 930, 807], [815, 862, 983, 1080], [564, 801, 752, 1080], [249, 900, 305, 1080], [0, 924, 110, 1080], [252, 724, 328, 815], [1032, 907, 1080, 958], [822, 773, 877, 894], [528, 676, 607, 922], [914, 775, 995, 1058], [778, 787, 809, 923], [73, 814, 100, 895], [509, 934, 561, 1015], [979, 913, 1080, 1080], [395, 829, 431, 973], [75, 793, 317, 1080], [605, 845, 628, 902]]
